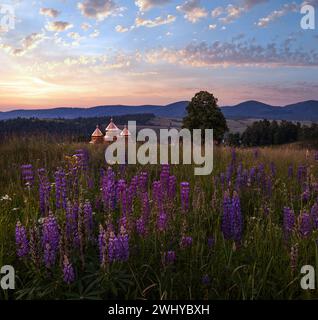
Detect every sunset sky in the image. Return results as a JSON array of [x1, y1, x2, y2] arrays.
[[0, 0, 317, 110]]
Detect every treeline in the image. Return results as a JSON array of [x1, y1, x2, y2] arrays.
[[0, 114, 155, 142], [228, 120, 318, 147]]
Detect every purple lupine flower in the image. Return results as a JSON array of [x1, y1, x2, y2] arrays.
[[163, 251, 176, 265], [118, 226, 129, 261], [221, 191, 243, 243], [108, 231, 121, 263], [180, 182, 190, 212], [288, 165, 293, 179], [297, 165, 307, 184], [283, 207, 295, 242], [117, 179, 127, 216], [202, 274, 210, 286], [63, 255, 75, 284], [226, 164, 233, 184], [310, 203, 318, 229], [208, 237, 215, 249], [253, 148, 259, 159], [15, 221, 29, 258], [298, 211, 312, 238], [315, 151, 318, 161], [66, 201, 79, 247], [220, 173, 225, 186], [102, 167, 116, 211], [138, 171, 148, 192], [42, 214, 60, 268], [55, 168, 67, 210], [221, 191, 232, 240], [231, 148, 236, 163], [38, 168, 51, 216], [157, 209, 167, 232], [168, 175, 177, 200], [180, 236, 193, 248], [152, 180, 162, 208], [98, 225, 107, 266], [301, 187, 310, 202], [74, 149, 89, 172], [136, 217, 146, 236], [83, 200, 93, 238], [232, 191, 243, 243], [160, 164, 170, 193], [290, 243, 299, 274], [21, 164, 34, 188]]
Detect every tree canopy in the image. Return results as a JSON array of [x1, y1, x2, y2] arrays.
[[182, 91, 228, 142]]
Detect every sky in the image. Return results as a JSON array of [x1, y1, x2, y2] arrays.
[[0, 0, 317, 110]]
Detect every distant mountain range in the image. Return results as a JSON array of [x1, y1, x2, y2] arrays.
[[0, 100, 317, 121]]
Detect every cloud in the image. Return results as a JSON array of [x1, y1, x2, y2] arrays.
[[78, 0, 124, 20], [39, 8, 60, 18], [219, 5, 246, 24], [68, 32, 81, 40], [135, 14, 176, 28], [243, 0, 268, 9], [89, 29, 100, 38], [81, 22, 92, 30], [209, 24, 217, 30], [0, 32, 45, 56], [46, 21, 74, 32], [135, 0, 172, 11], [212, 0, 268, 24], [257, 3, 298, 27], [211, 7, 224, 18], [115, 25, 129, 32], [145, 39, 318, 67], [176, 0, 208, 23]]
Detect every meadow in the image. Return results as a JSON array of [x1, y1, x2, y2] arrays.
[[0, 135, 318, 300]]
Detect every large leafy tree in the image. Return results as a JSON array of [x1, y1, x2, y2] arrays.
[[182, 91, 228, 142]]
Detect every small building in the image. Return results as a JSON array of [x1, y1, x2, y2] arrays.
[[120, 125, 131, 138], [90, 125, 104, 144], [104, 117, 120, 143]]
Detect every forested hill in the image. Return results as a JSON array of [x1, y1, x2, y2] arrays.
[[0, 114, 155, 141]]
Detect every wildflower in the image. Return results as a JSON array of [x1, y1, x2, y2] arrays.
[[119, 226, 129, 261], [83, 200, 93, 238], [15, 221, 29, 258], [63, 255, 75, 284], [288, 165, 293, 179], [160, 164, 170, 193], [42, 214, 60, 268], [168, 175, 177, 200], [21, 164, 34, 188], [180, 236, 193, 248], [298, 211, 312, 238], [98, 225, 107, 266], [180, 182, 190, 212], [283, 207, 295, 242], [38, 168, 51, 215], [202, 274, 210, 286], [290, 243, 299, 275], [0, 194, 12, 201], [208, 237, 215, 249], [55, 168, 67, 209], [163, 251, 176, 265], [310, 203, 318, 229], [157, 208, 167, 232], [221, 191, 232, 240], [221, 191, 243, 244]]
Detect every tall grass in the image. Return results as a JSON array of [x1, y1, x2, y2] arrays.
[[0, 136, 317, 300]]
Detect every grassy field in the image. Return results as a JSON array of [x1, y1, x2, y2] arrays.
[[0, 136, 318, 300]]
